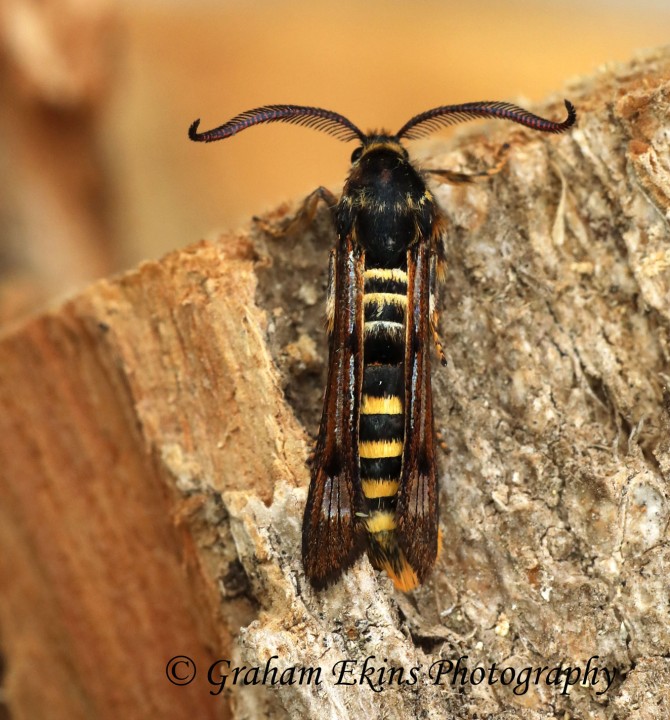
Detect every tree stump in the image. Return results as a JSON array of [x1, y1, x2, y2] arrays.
[[1, 47, 670, 720]]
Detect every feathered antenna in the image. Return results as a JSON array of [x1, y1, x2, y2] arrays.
[[396, 99, 576, 140], [189, 104, 366, 143]]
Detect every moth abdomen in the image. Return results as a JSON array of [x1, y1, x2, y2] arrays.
[[358, 250, 422, 590]]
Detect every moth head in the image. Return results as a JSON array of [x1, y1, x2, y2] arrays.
[[350, 135, 409, 166]]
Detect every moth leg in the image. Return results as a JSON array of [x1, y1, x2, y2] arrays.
[[425, 143, 510, 184], [326, 249, 336, 333], [256, 185, 339, 237], [430, 250, 448, 367], [430, 312, 447, 367], [297, 186, 339, 226]]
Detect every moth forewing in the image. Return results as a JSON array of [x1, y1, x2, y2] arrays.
[[301, 232, 367, 589], [395, 240, 440, 582]]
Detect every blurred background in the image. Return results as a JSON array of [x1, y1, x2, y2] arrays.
[[0, 0, 668, 323]]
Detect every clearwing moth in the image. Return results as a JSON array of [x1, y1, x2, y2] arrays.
[[189, 99, 576, 591]]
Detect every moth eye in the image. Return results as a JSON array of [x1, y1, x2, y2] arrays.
[[351, 147, 363, 162]]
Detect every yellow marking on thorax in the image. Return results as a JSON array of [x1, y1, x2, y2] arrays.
[[363, 268, 408, 283], [362, 478, 400, 498], [361, 395, 403, 415], [366, 511, 396, 533], [363, 293, 407, 307], [359, 440, 403, 458], [361, 140, 405, 156]]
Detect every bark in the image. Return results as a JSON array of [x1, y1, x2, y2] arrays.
[[1, 48, 670, 720]]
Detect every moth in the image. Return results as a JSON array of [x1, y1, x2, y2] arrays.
[[189, 99, 576, 591]]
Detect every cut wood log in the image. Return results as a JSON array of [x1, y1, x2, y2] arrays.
[[1, 47, 670, 720]]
